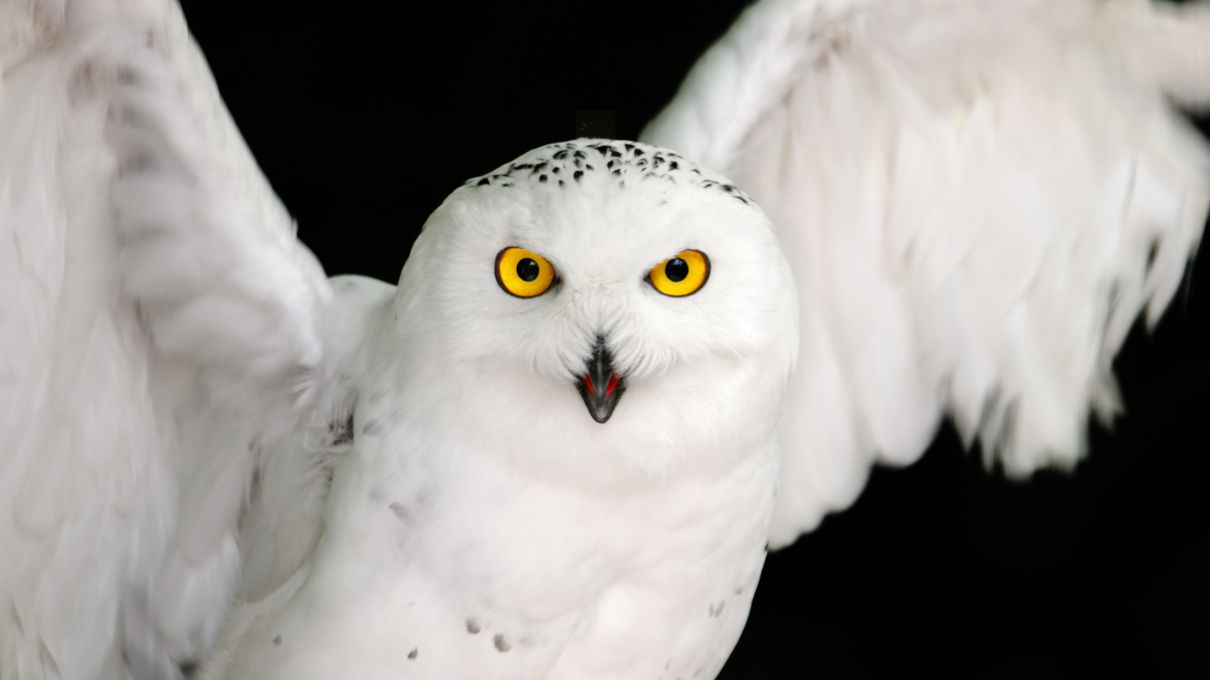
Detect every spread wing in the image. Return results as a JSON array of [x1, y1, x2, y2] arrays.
[[643, 0, 1210, 547], [0, 0, 334, 676]]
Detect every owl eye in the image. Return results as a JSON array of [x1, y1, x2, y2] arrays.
[[648, 249, 710, 297], [496, 246, 555, 298]]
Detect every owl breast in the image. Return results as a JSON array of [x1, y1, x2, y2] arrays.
[[234, 415, 779, 680]]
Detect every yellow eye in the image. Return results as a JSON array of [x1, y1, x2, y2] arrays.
[[495, 246, 555, 298], [648, 249, 710, 297]]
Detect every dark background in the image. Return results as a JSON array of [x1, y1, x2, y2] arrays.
[[178, 2, 1210, 677]]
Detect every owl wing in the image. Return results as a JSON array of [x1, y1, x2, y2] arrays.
[[0, 1, 337, 676], [642, 0, 1210, 547]]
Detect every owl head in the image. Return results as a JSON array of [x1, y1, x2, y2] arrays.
[[388, 141, 797, 480]]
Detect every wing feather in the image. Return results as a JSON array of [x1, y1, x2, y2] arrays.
[[0, 1, 334, 676], [644, 0, 1210, 546]]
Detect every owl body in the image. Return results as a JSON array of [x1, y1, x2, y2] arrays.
[[4, 1, 1210, 679], [236, 408, 778, 680], [209, 141, 799, 679]]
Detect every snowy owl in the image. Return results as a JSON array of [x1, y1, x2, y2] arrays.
[[2, 1, 1209, 679]]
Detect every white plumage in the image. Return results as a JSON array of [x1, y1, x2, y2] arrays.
[[1, 1, 1206, 679], [645, 0, 1210, 546]]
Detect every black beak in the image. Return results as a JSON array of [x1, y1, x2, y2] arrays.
[[576, 336, 624, 424]]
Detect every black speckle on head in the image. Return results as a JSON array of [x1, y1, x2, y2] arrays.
[[272, 635, 282, 646], [466, 618, 481, 635], [465, 140, 749, 207], [493, 634, 511, 653], [407, 648, 418, 660]]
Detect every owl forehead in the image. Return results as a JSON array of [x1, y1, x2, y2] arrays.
[[454, 139, 763, 266], [463, 139, 754, 206]]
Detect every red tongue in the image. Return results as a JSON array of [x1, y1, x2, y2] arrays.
[[583, 373, 620, 396]]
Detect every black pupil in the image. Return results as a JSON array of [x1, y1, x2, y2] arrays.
[[516, 258, 540, 282], [664, 258, 689, 282]]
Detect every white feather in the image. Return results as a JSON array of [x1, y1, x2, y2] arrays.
[[4, 1, 1208, 678], [0, 1, 335, 676], [643, 0, 1210, 546]]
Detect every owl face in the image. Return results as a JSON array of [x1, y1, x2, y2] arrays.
[[392, 141, 797, 478]]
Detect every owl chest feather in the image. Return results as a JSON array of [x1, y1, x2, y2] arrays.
[[249, 412, 779, 680]]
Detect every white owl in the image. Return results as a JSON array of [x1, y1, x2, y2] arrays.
[[1, 1, 1207, 679]]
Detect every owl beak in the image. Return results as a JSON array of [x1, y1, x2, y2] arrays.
[[577, 336, 624, 424]]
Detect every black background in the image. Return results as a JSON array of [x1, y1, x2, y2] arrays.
[[177, 2, 1210, 677]]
